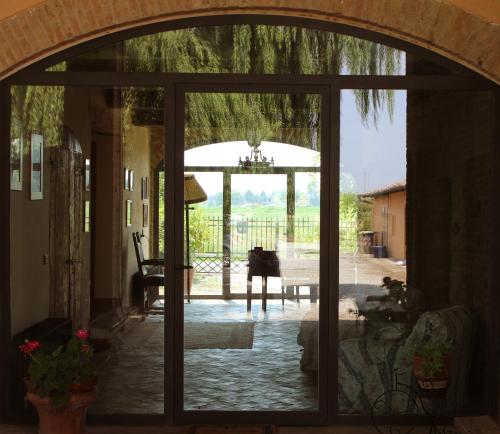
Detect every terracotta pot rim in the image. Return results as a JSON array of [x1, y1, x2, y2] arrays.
[[27, 389, 97, 407], [25, 377, 97, 392]]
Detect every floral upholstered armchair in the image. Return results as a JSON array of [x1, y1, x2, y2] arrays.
[[337, 305, 474, 414]]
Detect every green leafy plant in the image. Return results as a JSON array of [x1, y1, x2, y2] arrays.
[[411, 337, 453, 379], [185, 206, 213, 259], [381, 276, 407, 305], [20, 330, 96, 407]]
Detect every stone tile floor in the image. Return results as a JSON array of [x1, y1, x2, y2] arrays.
[[90, 299, 319, 414], [88, 255, 406, 415], [184, 300, 319, 412]]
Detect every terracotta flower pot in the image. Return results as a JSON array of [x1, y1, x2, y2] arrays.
[[27, 388, 96, 434], [413, 354, 451, 390]]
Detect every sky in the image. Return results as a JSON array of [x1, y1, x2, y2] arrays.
[[185, 90, 406, 196], [340, 90, 406, 193]]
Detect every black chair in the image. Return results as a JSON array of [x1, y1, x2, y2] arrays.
[[132, 232, 164, 313]]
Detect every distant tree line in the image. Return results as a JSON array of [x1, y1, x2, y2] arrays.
[[203, 184, 321, 208]]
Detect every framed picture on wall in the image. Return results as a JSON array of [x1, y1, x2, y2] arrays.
[[30, 133, 43, 200], [85, 159, 91, 191], [129, 170, 134, 191], [10, 136, 23, 191], [142, 203, 149, 228], [141, 177, 148, 200], [124, 168, 129, 190], [84, 200, 91, 232], [126, 200, 132, 227]]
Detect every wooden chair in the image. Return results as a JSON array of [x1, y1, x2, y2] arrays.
[[132, 232, 164, 313]]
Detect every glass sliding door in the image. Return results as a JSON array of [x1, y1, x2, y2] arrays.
[[9, 85, 166, 417], [338, 89, 408, 415], [178, 87, 329, 419]]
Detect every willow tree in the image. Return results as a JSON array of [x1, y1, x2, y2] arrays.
[[124, 25, 402, 150]]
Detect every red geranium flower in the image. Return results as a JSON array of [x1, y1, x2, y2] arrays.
[[76, 329, 90, 340], [19, 340, 41, 355]]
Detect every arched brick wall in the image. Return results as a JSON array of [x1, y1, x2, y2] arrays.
[[0, 0, 498, 83]]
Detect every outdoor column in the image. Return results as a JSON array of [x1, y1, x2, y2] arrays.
[[222, 170, 231, 299]]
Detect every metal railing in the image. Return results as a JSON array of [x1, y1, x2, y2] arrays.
[[191, 216, 358, 272]]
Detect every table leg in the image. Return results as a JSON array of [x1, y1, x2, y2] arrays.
[[310, 285, 318, 303], [247, 279, 252, 312], [281, 284, 285, 309], [263, 277, 268, 312], [296, 285, 300, 303]]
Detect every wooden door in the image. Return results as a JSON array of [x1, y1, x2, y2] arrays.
[[49, 127, 89, 329]]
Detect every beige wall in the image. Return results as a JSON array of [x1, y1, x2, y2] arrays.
[[10, 139, 51, 336], [371, 190, 406, 261], [122, 125, 151, 309], [93, 133, 116, 300]]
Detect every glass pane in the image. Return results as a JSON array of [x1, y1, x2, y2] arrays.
[[46, 25, 404, 75], [338, 89, 408, 415], [337, 88, 496, 417], [9, 85, 165, 416], [183, 92, 321, 411]]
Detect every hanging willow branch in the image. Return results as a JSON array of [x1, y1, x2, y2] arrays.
[[124, 25, 402, 148]]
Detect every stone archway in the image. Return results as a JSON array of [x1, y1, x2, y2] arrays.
[[0, 0, 498, 83]]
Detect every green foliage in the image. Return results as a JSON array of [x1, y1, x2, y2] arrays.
[[185, 207, 213, 262], [356, 198, 373, 232], [411, 338, 453, 379], [123, 25, 401, 148], [11, 85, 64, 153], [381, 276, 407, 304], [339, 193, 361, 252], [24, 337, 96, 407]]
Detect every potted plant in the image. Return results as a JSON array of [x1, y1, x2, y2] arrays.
[[19, 329, 97, 434], [381, 276, 407, 305], [410, 337, 452, 390]]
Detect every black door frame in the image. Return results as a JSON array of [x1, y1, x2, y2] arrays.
[[0, 13, 498, 427], [169, 81, 333, 425]]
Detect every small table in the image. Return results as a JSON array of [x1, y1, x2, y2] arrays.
[[246, 247, 280, 312]]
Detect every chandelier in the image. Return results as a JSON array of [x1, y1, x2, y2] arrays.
[[238, 142, 274, 170]]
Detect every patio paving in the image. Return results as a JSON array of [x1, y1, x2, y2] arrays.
[[191, 255, 406, 296]]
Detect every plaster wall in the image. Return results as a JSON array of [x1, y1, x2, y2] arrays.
[[122, 125, 152, 309], [10, 139, 51, 336], [372, 190, 406, 261]]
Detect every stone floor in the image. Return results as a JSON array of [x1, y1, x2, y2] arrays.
[[184, 300, 318, 412], [90, 299, 319, 414], [87, 255, 406, 415]]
